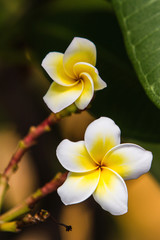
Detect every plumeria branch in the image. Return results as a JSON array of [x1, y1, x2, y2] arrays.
[[3, 113, 60, 178], [0, 209, 72, 233], [0, 104, 78, 209], [0, 172, 68, 224], [0, 210, 50, 233], [0, 113, 60, 209]]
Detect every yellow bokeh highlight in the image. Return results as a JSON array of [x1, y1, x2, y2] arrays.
[[0, 127, 38, 208], [115, 173, 160, 240]]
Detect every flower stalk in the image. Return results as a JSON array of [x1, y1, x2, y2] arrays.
[[0, 113, 60, 210], [0, 172, 67, 223], [3, 113, 60, 179], [0, 221, 18, 232], [0, 104, 78, 210], [0, 208, 72, 232]]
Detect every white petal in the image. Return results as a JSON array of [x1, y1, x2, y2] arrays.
[[41, 52, 76, 86], [93, 167, 128, 215], [96, 75, 107, 90], [57, 169, 100, 205], [56, 139, 97, 172], [75, 72, 94, 110], [103, 143, 153, 180], [73, 62, 107, 90], [43, 81, 83, 113], [84, 117, 121, 164], [63, 37, 96, 78]]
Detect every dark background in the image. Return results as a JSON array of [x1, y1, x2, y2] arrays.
[[0, 0, 160, 239]]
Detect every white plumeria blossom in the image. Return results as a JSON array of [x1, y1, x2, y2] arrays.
[[56, 117, 153, 215], [42, 37, 107, 113]]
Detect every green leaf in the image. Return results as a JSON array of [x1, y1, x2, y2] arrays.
[[111, 0, 160, 109]]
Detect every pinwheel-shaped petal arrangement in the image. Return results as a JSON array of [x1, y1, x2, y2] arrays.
[[56, 117, 153, 215], [42, 37, 107, 113]]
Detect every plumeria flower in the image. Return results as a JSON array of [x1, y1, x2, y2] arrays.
[[42, 37, 106, 113], [56, 117, 153, 215]]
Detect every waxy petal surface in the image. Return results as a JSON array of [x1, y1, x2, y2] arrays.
[[75, 72, 94, 110], [103, 143, 153, 180], [93, 167, 128, 215], [56, 140, 97, 172], [63, 37, 96, 78], [85, 117, 121, 164], [43, 81, 83, 113], [57, 169, 100, 205], [42, 52, 76, 86], [73, 62, 107, 90]]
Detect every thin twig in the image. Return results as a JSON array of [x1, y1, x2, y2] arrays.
[[0, 209, 72, 232], [3, 113, 60, 178], [0, 113, 61, 209], [0, 104, 78, 209], [0, 172, 68, 223]]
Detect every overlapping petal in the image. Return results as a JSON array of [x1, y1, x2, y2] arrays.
[[93, 167, 128, 215], [57, 169, 100, 205], [63, 37, 96, 78], [43, 81, 83, 113], [103, 143, 153, 180], [75, 72, 94, 110], [42, 38, 107, 113], [84, 117, 121, 164], [41, 52, 76, 86], [73, 62, 107, 90], [56, 140, 97, 173]]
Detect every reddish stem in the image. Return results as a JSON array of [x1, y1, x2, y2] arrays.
[[3, 113, 60, 179], [26, 172, 68, 208], [0, 172, 68, 223]]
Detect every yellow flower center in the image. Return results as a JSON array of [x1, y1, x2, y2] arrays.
[[97, 162, 105, 170]]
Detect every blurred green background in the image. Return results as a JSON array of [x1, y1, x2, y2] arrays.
[[0, 0, 160, 239]]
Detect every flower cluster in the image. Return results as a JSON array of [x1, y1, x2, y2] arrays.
[[42, 37, 153, 215]]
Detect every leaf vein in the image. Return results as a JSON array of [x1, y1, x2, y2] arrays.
[[116, 0, 160, 104], [127, 11, 160, 32], [145, 62, 160, 78], [133, 27, 160, 47], [142, 47, 160, 62], [123, 0, 157, 21]]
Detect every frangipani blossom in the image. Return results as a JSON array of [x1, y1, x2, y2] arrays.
[[42, 37, 106, 113], [56, 117, 153, 215]]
